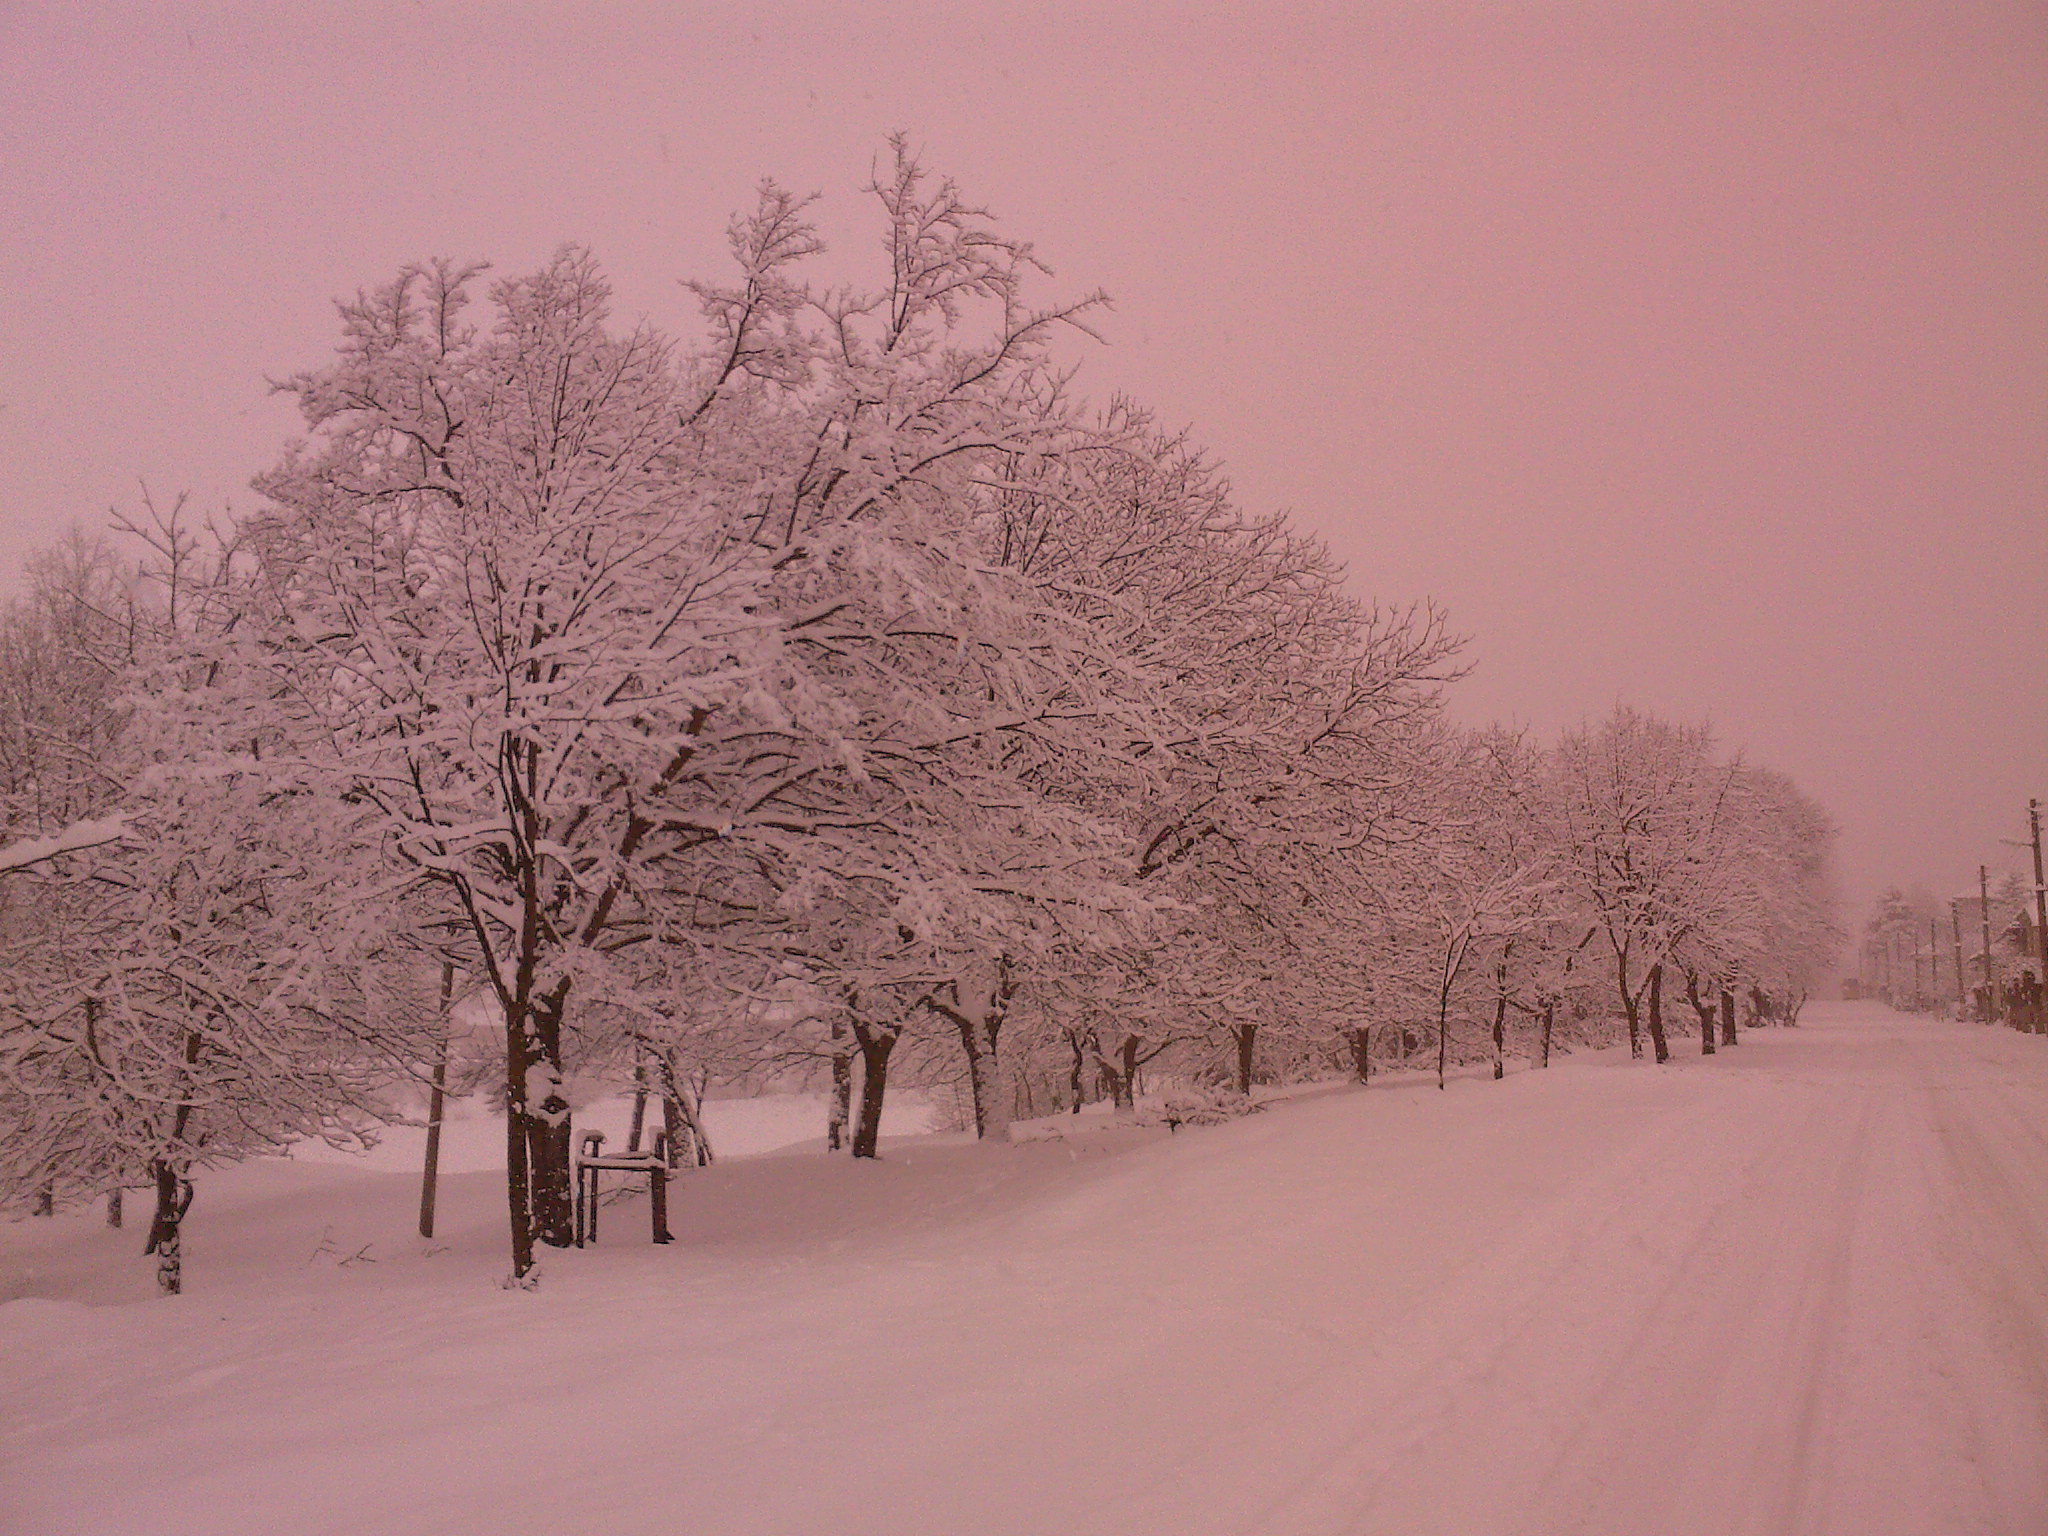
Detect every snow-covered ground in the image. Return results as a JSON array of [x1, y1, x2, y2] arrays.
[[3, 1002, 2043, 1535]]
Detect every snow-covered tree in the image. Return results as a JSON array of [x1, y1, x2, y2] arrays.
[[0, 514, 437, 1292], [188, 146, 1172, 1268]]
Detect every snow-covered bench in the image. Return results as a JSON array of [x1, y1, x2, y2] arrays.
[[573, 1130, 675, 1247]]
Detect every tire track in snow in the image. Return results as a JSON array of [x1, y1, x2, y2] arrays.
[[1743, 1086, 1869, 1536], [1914, 1064, 2048, 1526], [1095, 1075, 1817, 1536], [1099, 1021, 2031, 1536]]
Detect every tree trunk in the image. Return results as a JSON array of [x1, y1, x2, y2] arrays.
[[145, 1031, 203, 1295], [1068, 1030, 1088, 1114], [1115, 1034, 1141, 1111], [1684, 969, 1716, 1056], [943, 960, 1014, 1142], [503, 1008, 536, 1281], [827, 1019, 853, 1152], [627, 1059, 649, 1155], [32, 1185, 52, 1217], [144, 1159, 193, 1297], [1437, 992, 1450, 1090], [1491, 963, 1508, 1080], [419, 960, 455, 1241], [1620, 952, 1643, 1059], [1647, 963, 1670, 1064], [850, 1021, 898, 1159], [523, 987, 575, 1250], [1233, 1021, 1258, 1096], [654, 1051, 713, 1167], [1719, 987, 1738, 1046], [980, 1030, 1013, 1143], [1540, 999, 1555, 1067], [105, 1187, 123, 1229], [1350, 1026, 1372, 1084]]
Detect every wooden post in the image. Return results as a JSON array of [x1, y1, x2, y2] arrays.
[[419, 960, 455, 1241], [1981, 865, 1998, 1022], [650, 1131, 673, 1245]]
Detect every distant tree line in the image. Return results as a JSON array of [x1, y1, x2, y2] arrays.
[[0, 147, 1843, 1291]]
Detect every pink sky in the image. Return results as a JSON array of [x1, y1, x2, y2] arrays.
[[2, 0, 2042, 917]]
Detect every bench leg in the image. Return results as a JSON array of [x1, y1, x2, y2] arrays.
[[574, 1166, 595, 1248], [650, 1169, 673, 1244]]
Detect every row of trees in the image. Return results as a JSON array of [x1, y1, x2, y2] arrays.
[[0, 148, 1842, 1289]]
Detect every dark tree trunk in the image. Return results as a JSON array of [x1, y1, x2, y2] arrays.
[[957, 1017, 991, 1137], [850, 1021, 898, 1159], [32, 1185, 52, 1217], [1491, 963, 1509, 1080], [1233, 1022, 1258, 1096], [419, 961, 455, 1241], [1647, 963, 1671, 1064], [1349, 1026, 1372, 1084], [145, 1031, 203, 1295], [1720, 987, 1738, 1046], [827, 1020, 853, 1152], [524, 987, 576, 1251], [1540, 999, 1555, 1067], [505, 1093, 534, 1280], [1620, 953, 1643, 1058], [503, 1010, 536, 1281], [418, 1039, 448, 1239], [105, 1187, 122, 1229], [1068, 1031, 1087, 1114], [144, 1159, 193, 1296], [1684, 969, 1716, 1056], [1116, 1034, 1141, 1111], [1437, 993, 1450, 1090]]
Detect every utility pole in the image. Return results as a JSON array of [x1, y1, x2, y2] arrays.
[[2030, 798, 2047, 1033], [1950, 900, 1965, 1010], [2031, 798, 2048, 983], [1980, 864, 1998, 1023]]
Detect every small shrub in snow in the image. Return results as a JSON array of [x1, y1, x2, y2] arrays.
[[1144, 1088, 1263, 1133]]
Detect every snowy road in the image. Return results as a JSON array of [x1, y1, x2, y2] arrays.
[[3, 1002, 2044, 1535]]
